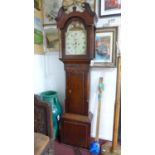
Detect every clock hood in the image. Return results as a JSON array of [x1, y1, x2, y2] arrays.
[[56, 3, 97, 29]]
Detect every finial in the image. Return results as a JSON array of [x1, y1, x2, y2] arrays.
[[73, 6, 77, 11]]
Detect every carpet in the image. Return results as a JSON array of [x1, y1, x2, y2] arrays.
[[53, 139, 107, 155]]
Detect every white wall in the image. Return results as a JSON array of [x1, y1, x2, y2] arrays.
[[34, 52, 65, 104], [34, 54, 46, 93], [89, 68, 117, 140]]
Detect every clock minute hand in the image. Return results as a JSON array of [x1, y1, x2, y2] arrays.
[[73, 38, 77, 52]]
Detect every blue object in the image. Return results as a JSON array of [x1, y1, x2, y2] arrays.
[[89, 141, 100, 155]]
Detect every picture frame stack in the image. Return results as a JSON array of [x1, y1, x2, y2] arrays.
[[42, 0, 63, 53], [91, 0, 121, 68], [34, 0, 44, 54]]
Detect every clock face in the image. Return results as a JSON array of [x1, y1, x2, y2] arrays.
[[65, 21, 87, 55]]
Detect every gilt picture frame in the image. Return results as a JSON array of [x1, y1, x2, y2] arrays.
[[99, 0, 121, 17], [44, 25, 60, 52], [91, 27, 118, 67]]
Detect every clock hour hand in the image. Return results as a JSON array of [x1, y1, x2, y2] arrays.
[[74, 40, 77, 49]]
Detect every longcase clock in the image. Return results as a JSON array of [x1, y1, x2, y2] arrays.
[[56, 3, 97, 148]]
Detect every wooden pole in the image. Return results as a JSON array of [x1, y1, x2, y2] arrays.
[[112, 54, 121, 151], [95, 93, 101, 141]]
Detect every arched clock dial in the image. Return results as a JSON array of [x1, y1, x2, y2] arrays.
[[65, 21, 87, 55]]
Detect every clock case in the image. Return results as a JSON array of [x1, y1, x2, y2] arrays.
[[56, 3, 97, 148]]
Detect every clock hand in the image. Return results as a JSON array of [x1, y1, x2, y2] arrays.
[[74, 42, 77, 54]]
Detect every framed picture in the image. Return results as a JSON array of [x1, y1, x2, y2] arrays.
[[44, 25, 60, 52], [99, 0, 121, 17], [43, 0, 63, 25], [34, 9, 44, 54], [92, 27, 118, 67], [34, 0, 42, 11]]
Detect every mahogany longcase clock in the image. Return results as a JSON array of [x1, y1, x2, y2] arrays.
[[56, 3, 97, 148]]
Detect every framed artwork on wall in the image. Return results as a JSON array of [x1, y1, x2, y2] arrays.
[[43, 0, 63, 25], [34, 8, 44, 54], [99, 0, 121, 17], [44, 25, 60, 52], [91, 27, 117, 67]]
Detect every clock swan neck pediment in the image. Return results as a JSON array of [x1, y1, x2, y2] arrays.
[[56, 3, 97, 29]]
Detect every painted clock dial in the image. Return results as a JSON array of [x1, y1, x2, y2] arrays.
[[65, 21, 87, 55]]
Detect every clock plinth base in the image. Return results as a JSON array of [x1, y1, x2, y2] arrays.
[[60, 113, 93, 148]]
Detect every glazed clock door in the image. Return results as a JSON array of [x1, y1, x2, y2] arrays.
[[65, 20, 87, 55], [66, 69, 88, 115]]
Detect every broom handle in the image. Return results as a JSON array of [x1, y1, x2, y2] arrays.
[[96, 94, 102, 141], [95, 77, 104, 141], [112, 55, 121, 151]]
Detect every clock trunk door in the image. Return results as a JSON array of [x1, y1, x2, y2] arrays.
[[66, 70, 88, 115]]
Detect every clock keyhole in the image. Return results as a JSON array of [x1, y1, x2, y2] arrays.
[[69, 89, 72, 94]]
